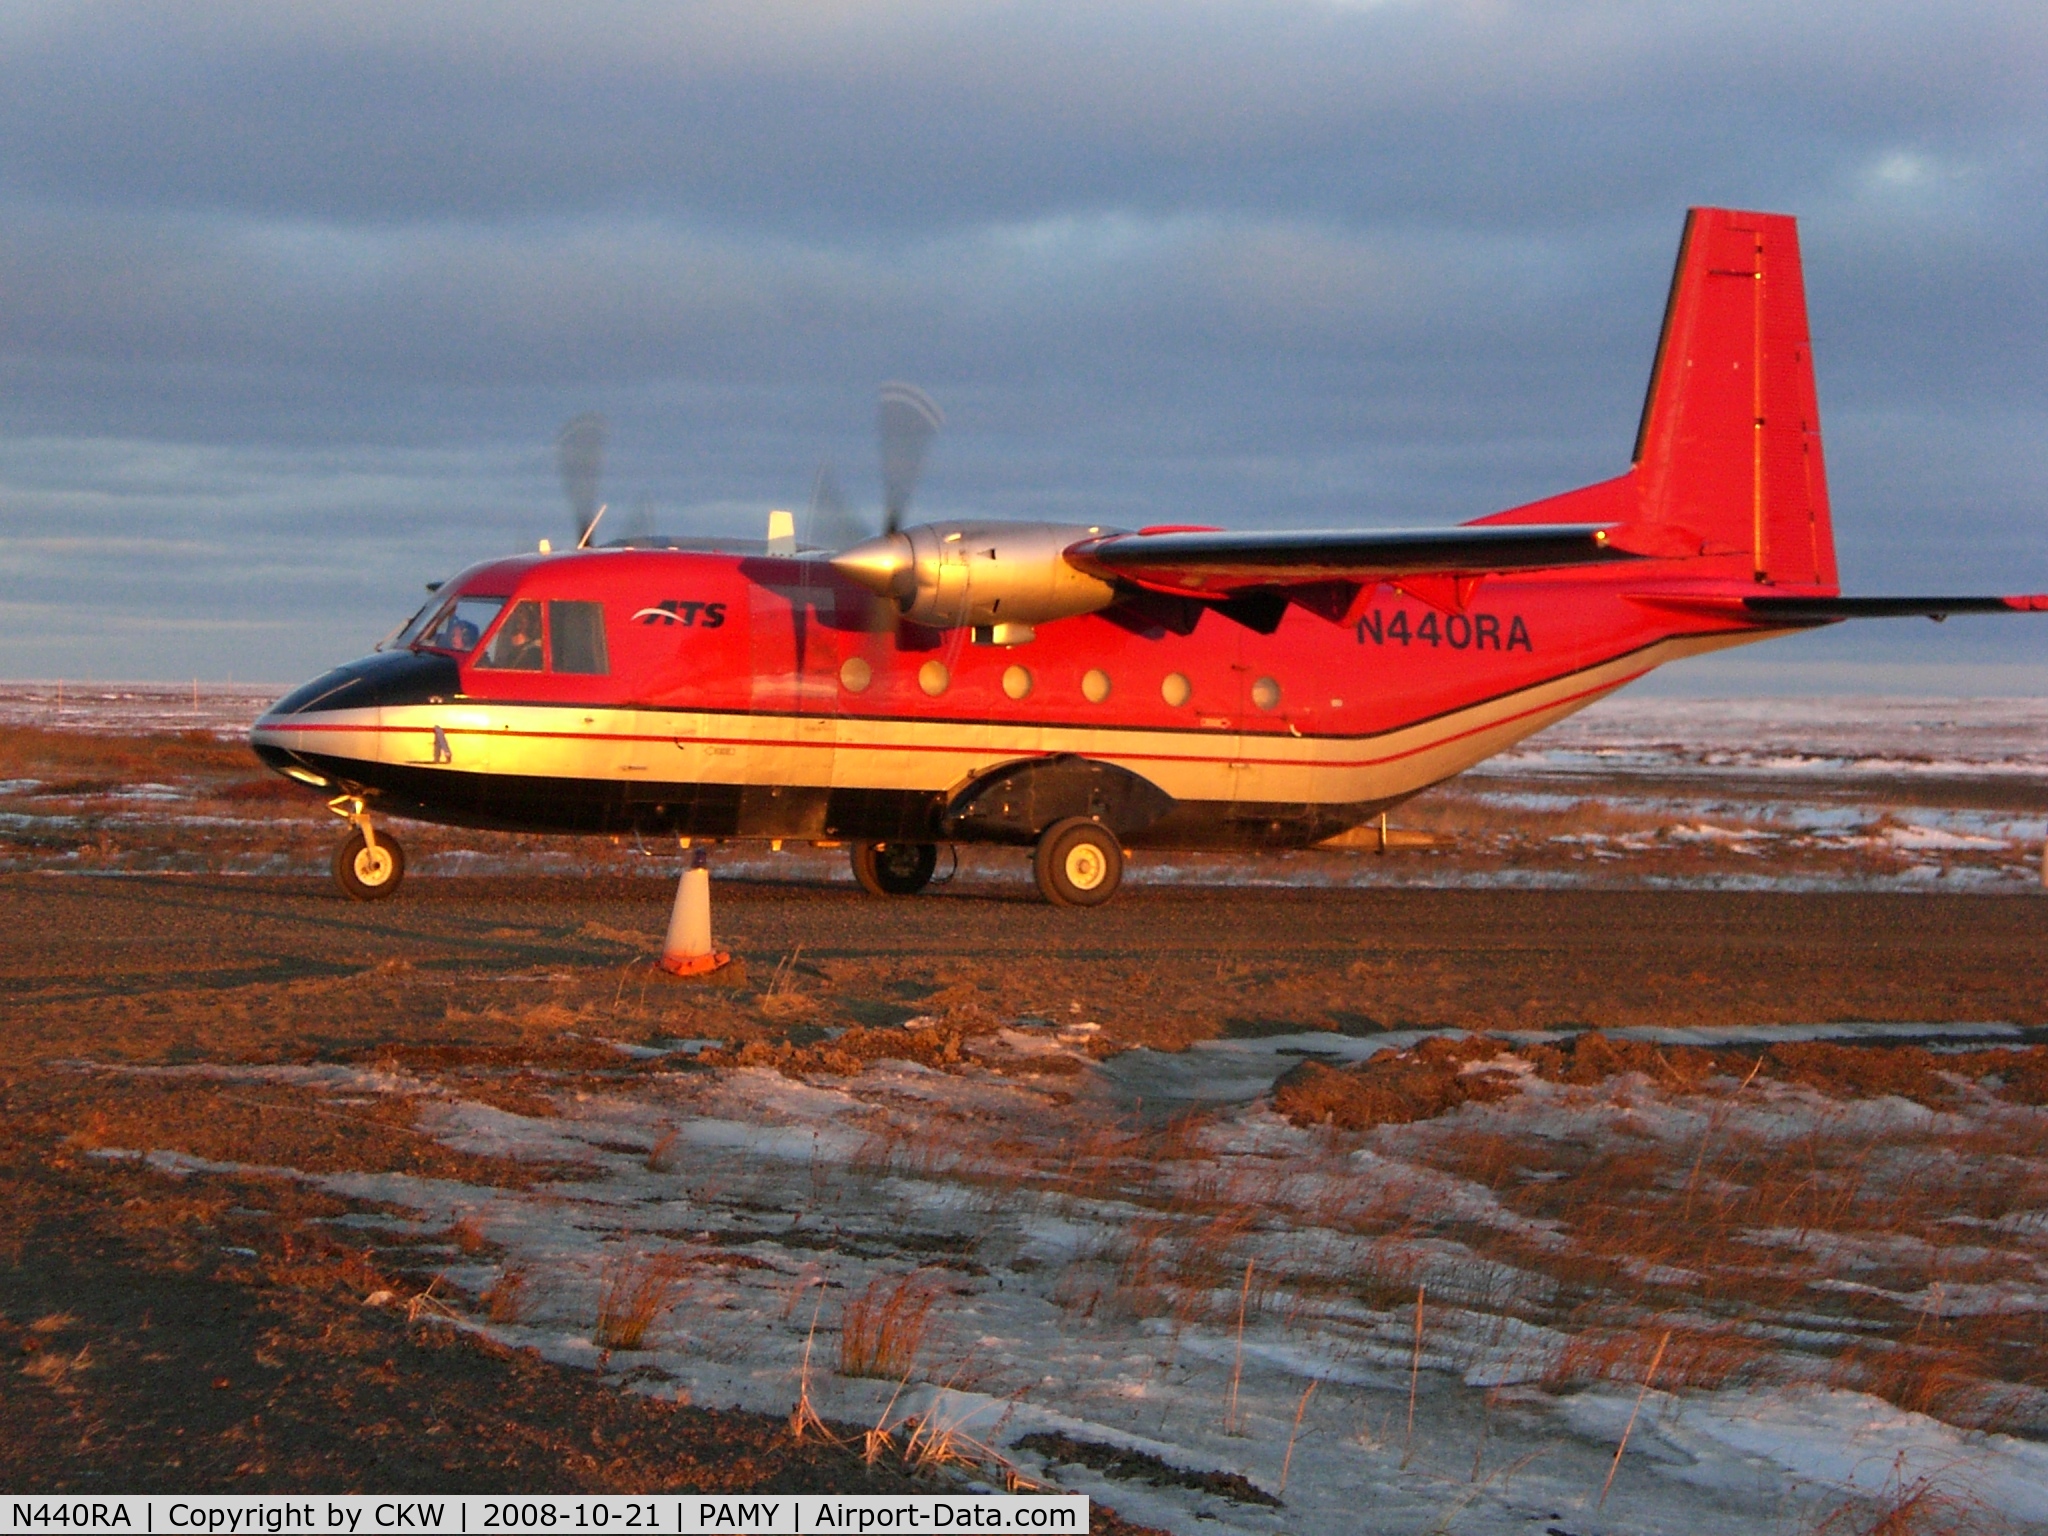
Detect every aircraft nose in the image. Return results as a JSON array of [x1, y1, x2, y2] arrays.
[[256, 649, 461, 728], [250, 649, 460, 785]]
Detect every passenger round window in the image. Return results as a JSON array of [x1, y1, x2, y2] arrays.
[[919, 660, 950, 697], [1002, 665, 1032, 701], [1251, 676, 1281, 712], [840, 656, 872, 693], [1160, 672, 1192, 707], [1082, 668, 1111, 704]]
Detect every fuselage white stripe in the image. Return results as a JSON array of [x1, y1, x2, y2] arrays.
[[253, 630, 1765, 810]]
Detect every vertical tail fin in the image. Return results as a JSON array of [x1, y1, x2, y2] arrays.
[[1478, 207, 1838, 591], [1632, 207, 1838, 589]]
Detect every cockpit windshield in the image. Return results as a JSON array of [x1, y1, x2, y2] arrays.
[[415, 595, 506, 655], [382, 596, 441, 652]]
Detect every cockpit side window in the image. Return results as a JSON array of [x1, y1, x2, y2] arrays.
[[476, 599, 545, 671], [420, 595, 506, 655], [548, 601, 609, 675]]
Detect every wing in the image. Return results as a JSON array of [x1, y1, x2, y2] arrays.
[[1063, 523, 1639, 592]]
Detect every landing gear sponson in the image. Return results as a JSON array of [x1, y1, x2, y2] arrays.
[[845, 755, 1156, 906]]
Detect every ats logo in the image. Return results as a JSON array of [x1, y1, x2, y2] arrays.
[[633, 599, 727, 629]]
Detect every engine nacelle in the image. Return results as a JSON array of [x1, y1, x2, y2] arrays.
[[829, 520, 1123, 638]]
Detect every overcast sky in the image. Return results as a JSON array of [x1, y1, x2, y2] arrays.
[[1, 0, 2043, 690]]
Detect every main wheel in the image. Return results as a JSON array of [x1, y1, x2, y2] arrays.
[[851, 840, 938, 896], [333, 826, 405, 901], [1033, 817, 1123, 907]]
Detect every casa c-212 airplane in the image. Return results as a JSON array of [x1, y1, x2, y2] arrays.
[[252, 207, 2047, 908]]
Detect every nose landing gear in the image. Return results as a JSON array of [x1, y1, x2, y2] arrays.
[[327, 795, 405, 901]]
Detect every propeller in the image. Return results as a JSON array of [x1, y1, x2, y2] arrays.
[[803, 464, 869, 553], [556, 413, 609, 549], [619, 494, 657, 544], [876, 382, 943, 534], [550, 389, 939, 559]]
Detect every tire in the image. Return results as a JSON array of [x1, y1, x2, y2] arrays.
[[1033, 817, 1123, 907], [333, 826, 405, 901], [851, 840, 939, 897]]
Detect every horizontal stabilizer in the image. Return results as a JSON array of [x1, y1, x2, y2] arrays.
[[1745, 594, 2048, 622], [1065, 524, 1637, 593]]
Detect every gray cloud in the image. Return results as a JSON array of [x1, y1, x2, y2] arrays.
[[0, 0, 2042, 684]]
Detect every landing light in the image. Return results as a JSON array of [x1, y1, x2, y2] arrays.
[[284, 767, 331, 788]]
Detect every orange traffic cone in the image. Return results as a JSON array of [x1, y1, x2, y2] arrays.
[[658, 855, 731, 976]]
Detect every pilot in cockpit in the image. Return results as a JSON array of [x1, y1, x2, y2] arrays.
[[494, 606, 543, 670]]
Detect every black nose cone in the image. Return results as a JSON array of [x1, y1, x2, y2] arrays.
[[260, 650, 462, 721]]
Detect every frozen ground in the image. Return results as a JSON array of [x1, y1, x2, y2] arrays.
[[1475, 696, 2048, 783], [84, 1022, 2048, 1534], [0, 680, 278, 738]]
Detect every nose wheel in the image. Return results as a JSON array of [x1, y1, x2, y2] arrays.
[[328, 796, 405, 901], [1033, 817, 1123, 907]]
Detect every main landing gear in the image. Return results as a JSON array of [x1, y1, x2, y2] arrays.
[[848, 824, 1126, 906], [851, 840, 938, 896], [1033, 817, 1123, 907], [328, 795, 405, 901]]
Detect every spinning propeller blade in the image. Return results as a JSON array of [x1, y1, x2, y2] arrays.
[[877, 382, 943, 534], [804, 463, 869, 553], [556, 413, 608, 548]]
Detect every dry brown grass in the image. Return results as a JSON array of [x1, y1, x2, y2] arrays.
[[717, 1025, 972, 1078], [0, 722, 252, 782], [1826, 1332, 2039, 1436], [592, 1252, 688, 1350], [1106, 1222, 1254, 1327], [1283, 1041, 2048, 1440], [1276, 1034, 2048, 1136], [838, 1272, 940, 1381], [484, 1264, 532, 1324], [647, 1128, 682, 1173], [1547, 1324, 1776, 1393], [1273, 1035, 1522, 1131], [1806, 1468, 2000, 1536]]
